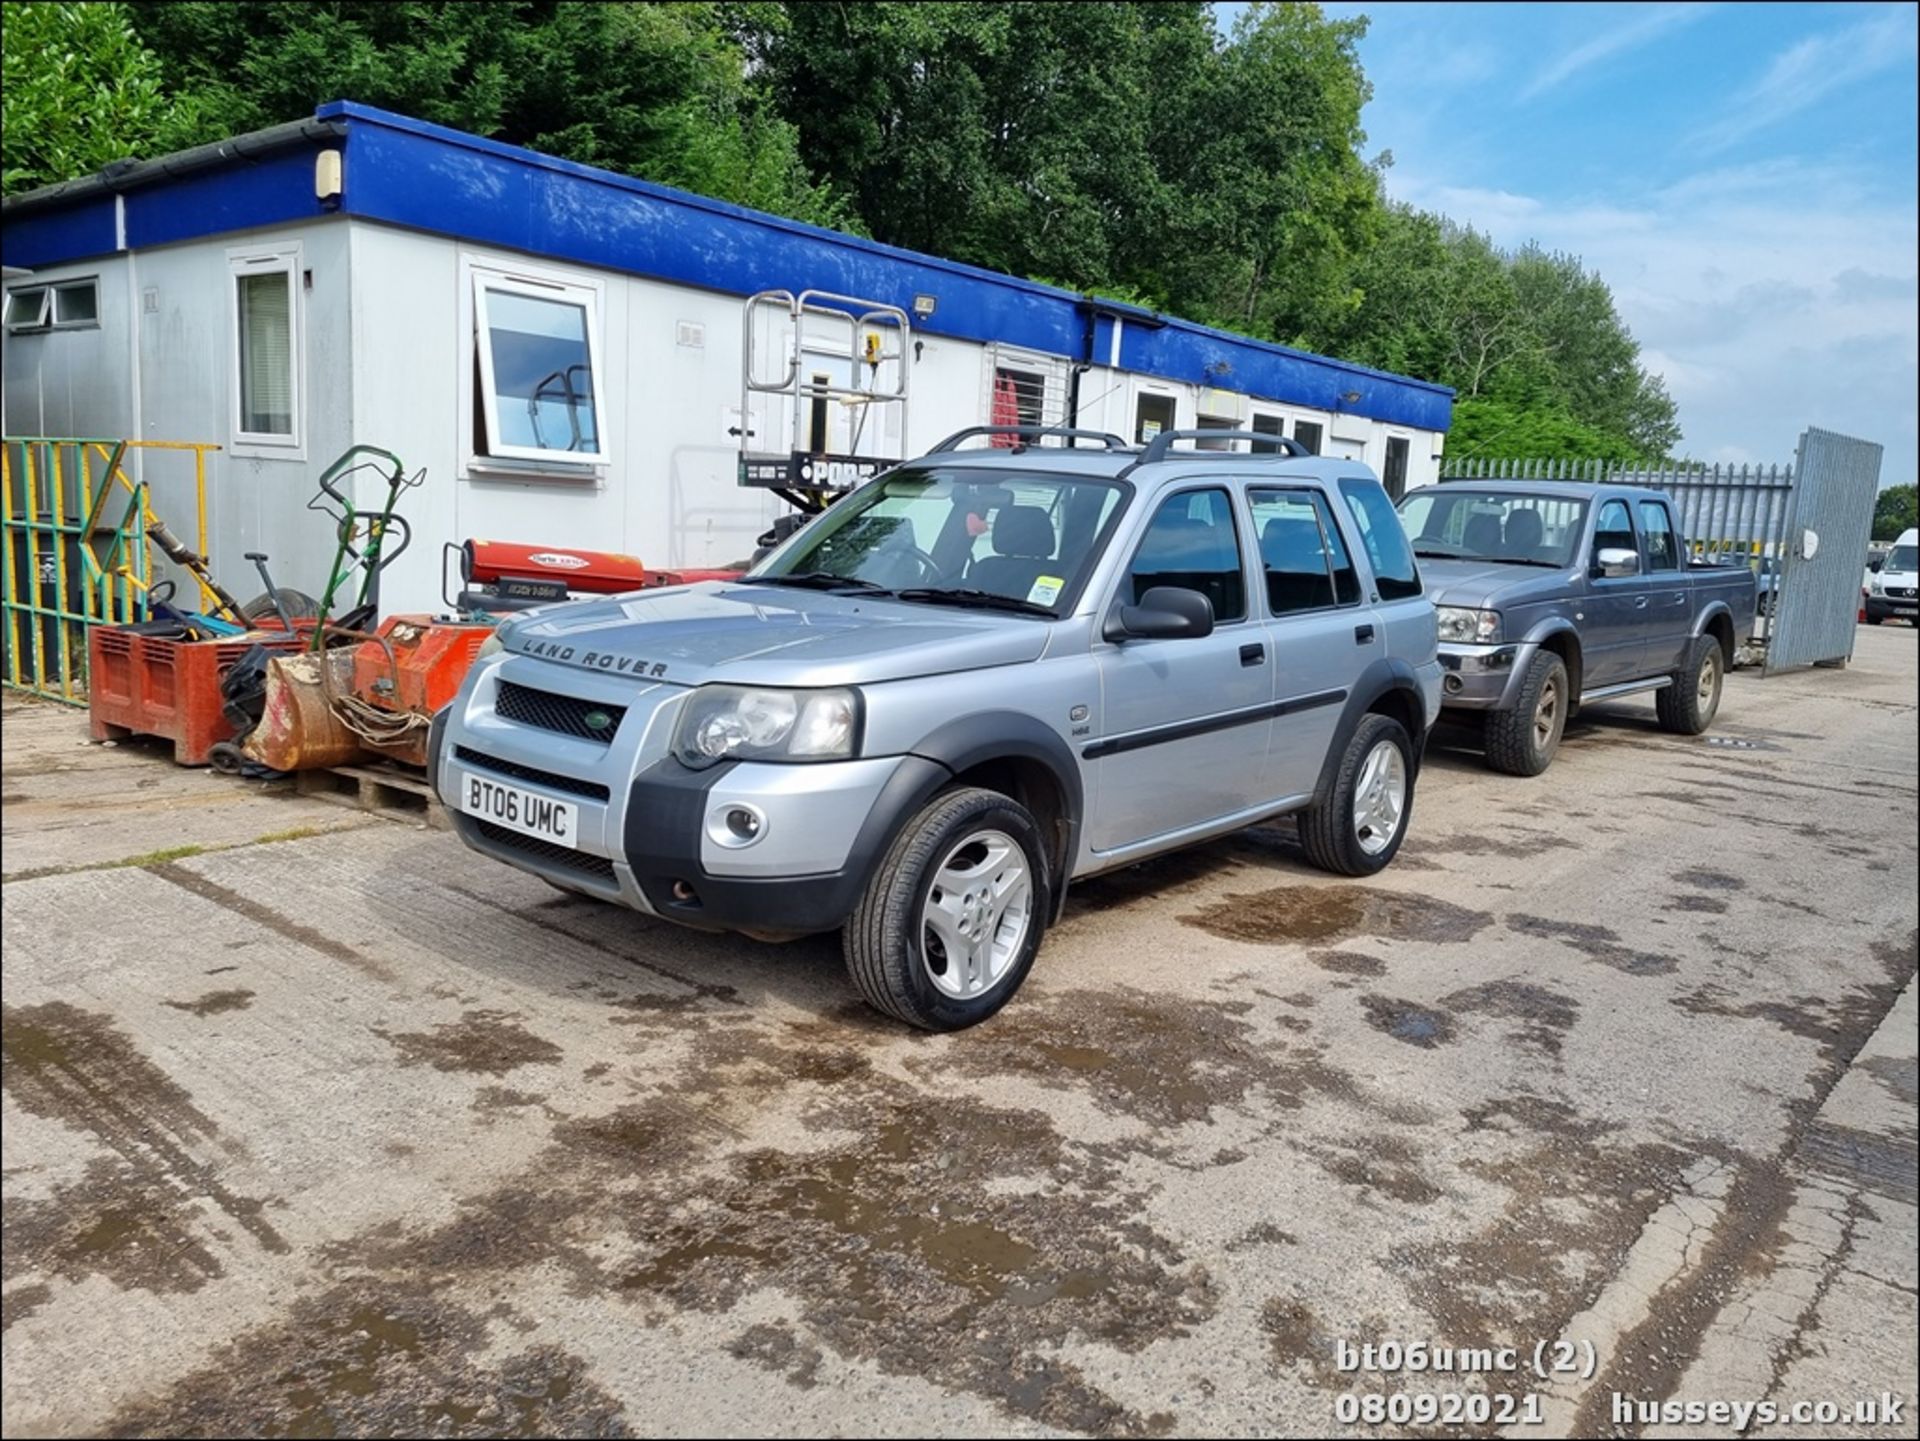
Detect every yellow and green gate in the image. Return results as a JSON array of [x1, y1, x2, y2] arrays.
[[1, 437, 221, 703]]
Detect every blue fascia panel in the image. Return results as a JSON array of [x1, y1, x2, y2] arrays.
[[2, 195, 119, 269], [123, 145, 333, 250]]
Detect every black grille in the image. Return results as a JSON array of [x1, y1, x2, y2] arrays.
[[455, 746, 610, 801], [1895, 586, 1917, 599], [475, 819, 618, 883], [495, 680, 626, 741]]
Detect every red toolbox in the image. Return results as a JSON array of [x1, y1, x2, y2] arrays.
[[88, 625, 310, 766]]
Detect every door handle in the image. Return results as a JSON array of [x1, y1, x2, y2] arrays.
[[1634, 596, 1649, 609], [1355, 624, 1376, 644], [1239, 643, 1265, 666]]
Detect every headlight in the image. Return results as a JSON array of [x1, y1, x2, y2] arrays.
[[476, 631, 506, 659], [1435, 607, 1501, 644], [1869, 578, 1885, 595], [674, 686, 860, 768]]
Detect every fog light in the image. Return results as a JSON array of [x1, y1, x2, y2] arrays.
[[706, 802, 768, 850], [1444, 674, 1464, 695]]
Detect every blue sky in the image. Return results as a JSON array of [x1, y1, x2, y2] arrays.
[[1220, 2, 1919, 483]]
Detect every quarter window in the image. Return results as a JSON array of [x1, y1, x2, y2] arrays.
[[1339, 477, 1421, 600], [1638, 500, 1679, 571], [231, 252, 298, 444], [1127, 488, 1246, 623], [474, 273, 606, 464]]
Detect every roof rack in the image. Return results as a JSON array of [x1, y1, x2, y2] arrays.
[[928, 425, 1131, 454], [1129, 429, 1311, 468]]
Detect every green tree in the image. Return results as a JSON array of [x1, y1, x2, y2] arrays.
[[1, 1, 188, 193], [1873, 483, 1917, 541], [128, 1, 851, 225]]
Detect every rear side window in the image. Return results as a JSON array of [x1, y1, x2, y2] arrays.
[[1338, 477, 1421, 600], [1128, 488, 1246, 622], [1638, 500, 1679, 571], [1249, 488, 1360, 614]]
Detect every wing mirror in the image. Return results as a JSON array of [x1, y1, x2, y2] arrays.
[[1594, 547, 1640, 579], [1105, 585, 1215, 641]]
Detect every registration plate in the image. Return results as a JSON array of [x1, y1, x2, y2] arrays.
[[460, 772, 579, 847]]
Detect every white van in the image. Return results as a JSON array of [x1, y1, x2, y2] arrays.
[[1865, 526, 1917, 624]]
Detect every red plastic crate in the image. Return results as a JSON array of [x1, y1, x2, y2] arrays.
[[88, 625, 310, 766]]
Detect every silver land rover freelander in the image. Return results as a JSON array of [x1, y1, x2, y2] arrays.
[[431, 427, 1443, 1030]]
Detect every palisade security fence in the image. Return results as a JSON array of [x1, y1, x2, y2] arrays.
[[1, 438, 221, 702], [1441, 426, 1883, 673]]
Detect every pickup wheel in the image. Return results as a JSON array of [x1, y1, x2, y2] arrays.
[[1484, 651, 1568, 776], [843, 787, 1047, 1031], [1298, 713, 1416, 876], [1657, 633, 1724, 734]]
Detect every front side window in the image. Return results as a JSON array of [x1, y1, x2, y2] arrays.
[[1398, 489, 1589, 568], [1594, 499, 1636, 559], [1127, 487, 1247, 622], [1340, 476, 1421, 599], [1638, 500, 1679, 571], [474, 274, 605, 464], [1250, 488, 1359, 614], [232, 254, 297, 442], [752, 467, 1126, 614]]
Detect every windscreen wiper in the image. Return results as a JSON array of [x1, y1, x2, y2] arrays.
[[891, 587, 1056, 617], [737, 572, 895, 594]]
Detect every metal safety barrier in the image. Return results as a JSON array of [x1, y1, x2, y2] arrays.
[[2, 437, 220, 703]]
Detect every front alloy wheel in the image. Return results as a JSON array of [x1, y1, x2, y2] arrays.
[[921, 829, 1033, 1000]]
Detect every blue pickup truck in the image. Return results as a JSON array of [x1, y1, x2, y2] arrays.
[[1397, 480, 1757, 775]]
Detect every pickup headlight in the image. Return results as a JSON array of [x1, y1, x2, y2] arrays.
[[674, 685, 860, 768], [1435, 607, 1501, 644]]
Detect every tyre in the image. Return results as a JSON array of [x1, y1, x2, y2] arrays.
[[1863, 612, 1883, 626], [1483, 650, 1568, 777], [1298, 713, 1416, 877], [844, 786, 1047, 1031], [1657, 633, 1724, 735], [240, 588, 321, 626]]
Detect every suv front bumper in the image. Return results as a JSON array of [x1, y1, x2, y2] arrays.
[[430, 656, 940, 936], [1436, 641, 1537, 711]]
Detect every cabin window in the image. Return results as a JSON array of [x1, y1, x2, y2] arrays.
[[230, 249, 300, 446], [473, 272, 606, 464], [4, 286, 50, 332], [51, 280, 99, 327]]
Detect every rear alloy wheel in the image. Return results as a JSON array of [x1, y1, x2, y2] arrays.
[[1657, 633, 1724, 734], [1299, 713, 1417, 876], [844, 787, 1047, 1031], [1484, 650, 1568, 776]]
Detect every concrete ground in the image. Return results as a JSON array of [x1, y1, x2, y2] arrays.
[[3, 627, 1915, 1439]]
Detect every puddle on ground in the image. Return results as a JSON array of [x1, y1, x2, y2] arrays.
[[163, 989, 255, 1018], [101, 1283, 626, 1437], [1440, 980, 1580, 1057], [379, 1010, 564, 1077], [1, 1002, 285, 1270], [1359, 995, 1456, 1049], [1507, 914, 1679, 976], [1182, 886, 1492, 947]]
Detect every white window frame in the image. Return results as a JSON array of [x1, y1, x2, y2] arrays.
[[50, 278, 100, 329], [469, 265, 608, 469], [4, 285, 51, 332], [227, 244, 303, 455]]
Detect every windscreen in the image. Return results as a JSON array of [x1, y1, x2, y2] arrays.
[[1398, 489, 1588, 568]]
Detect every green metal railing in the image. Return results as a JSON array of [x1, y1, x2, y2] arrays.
[[2, 437, 220, 703]]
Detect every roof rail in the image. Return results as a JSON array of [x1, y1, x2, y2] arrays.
[[1130, 429, 1310, 467], [928, 425, 1131, 454]]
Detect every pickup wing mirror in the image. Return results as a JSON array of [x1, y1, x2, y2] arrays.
[[1593, 547, 1640, 579], [1105, 585, 1215, 642]]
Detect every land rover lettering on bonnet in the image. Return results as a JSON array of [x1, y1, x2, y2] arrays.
[[434, 426, 1442, 1030]]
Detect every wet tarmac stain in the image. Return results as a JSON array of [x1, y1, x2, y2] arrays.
[[1665, 894, 1728, 914], [4, 1155, 224, 1299], [1359, 995, 1456, 1048], [1428, 830, 1579, 859], [1, 1002, 287, 1265], [728, 1321, 824, 1389], [1440, 980, 1580, 1057], [1676, 868, 1745, 892], [1226, 1221, 1297, 1251], [1310, 950, 1386, 977], [379, 1010, 564, 1077], [1261, 1298, 1344, 1385], [1182, 886, 1492, 947], [1859, 1054, 1918, 1107], [1506, 914, 1679, 976], [1, 1281, 51, 1332], [100, 1283, 627, 1437], [163, 989, 255, 1018]]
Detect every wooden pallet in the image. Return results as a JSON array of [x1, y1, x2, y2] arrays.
[[294, 761, 451, 830]]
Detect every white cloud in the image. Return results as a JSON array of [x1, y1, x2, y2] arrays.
[[1693, 7, 1920, 153], [1518, 3, 1716, 101]]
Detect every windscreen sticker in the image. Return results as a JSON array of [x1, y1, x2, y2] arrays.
[[1027, 575, 1065, 605]]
